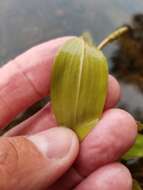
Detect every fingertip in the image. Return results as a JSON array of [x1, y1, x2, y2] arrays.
[[74, 108, 137, 176], [28, 127, 79, 186], [0, 129, 79, 190], [75, 163, 132, 190], [28, 127, 79, 160], [94, 163, 133, 190], [104, 75, 121, 109], [103, 108, 137, 147]]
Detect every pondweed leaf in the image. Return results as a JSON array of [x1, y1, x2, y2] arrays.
[[51, 37, 108, 140], [133, 179, 142, 190]]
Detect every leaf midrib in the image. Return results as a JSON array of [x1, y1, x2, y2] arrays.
[[73, 39, 85, 126]]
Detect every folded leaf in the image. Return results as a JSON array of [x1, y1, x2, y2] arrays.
[[51, 37, 108, 140]]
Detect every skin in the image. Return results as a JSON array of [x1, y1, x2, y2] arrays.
[[0, 37, 137, 190]]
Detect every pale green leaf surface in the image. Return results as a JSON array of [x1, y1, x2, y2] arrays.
[[51, 37, 108, 140]]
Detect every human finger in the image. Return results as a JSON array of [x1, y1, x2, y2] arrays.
[[0, 127, 78, 190], [74, 108, 137, 177], [0, 37, 73, 128], [74, 163, 132, 190]]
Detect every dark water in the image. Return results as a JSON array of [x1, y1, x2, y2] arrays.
[[0, 0, 143, 121]]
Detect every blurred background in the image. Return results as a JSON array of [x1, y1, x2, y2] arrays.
[[0, 0, 143, 125]]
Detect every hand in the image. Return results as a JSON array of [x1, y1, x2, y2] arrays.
[[0, 37, 137, 190]]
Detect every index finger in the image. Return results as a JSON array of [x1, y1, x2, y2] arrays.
[[0, 37, 73, 128]]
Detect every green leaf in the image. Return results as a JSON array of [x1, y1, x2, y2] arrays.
[[51, 37, 108, 140], [123, 134, 143, 160], [133, 179, 142, 190]]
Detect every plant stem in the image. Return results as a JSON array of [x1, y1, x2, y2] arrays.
[[97, 26, 129, 50]]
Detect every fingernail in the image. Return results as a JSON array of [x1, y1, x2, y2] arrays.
[[28, 127, 74, 159]]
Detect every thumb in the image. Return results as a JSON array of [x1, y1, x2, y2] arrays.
[[0, 127, 79, 190]]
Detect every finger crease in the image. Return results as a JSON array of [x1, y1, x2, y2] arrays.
[[6, 139, 19, 163], [0, 139, 19, 177], [14, 60, 43, 98], [0, 93, 13, 121]]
